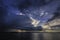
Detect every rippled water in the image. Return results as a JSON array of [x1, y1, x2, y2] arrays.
[[1, 32, 60, 40]]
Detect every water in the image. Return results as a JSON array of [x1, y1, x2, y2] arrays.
[[1, 32, 60, 40]]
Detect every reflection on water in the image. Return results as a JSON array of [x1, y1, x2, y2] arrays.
[[32, 33, 43, 40], [1, 32, 60, 40]]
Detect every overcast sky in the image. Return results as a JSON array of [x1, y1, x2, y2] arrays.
[[0, 0, 60, 30]]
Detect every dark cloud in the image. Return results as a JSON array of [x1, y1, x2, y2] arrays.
[[0, 0, 60, 31]]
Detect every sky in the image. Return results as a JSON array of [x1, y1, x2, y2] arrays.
[[0, 0, 60, 31]]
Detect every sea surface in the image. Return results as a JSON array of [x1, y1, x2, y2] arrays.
[[1, 32, 60, 40]]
